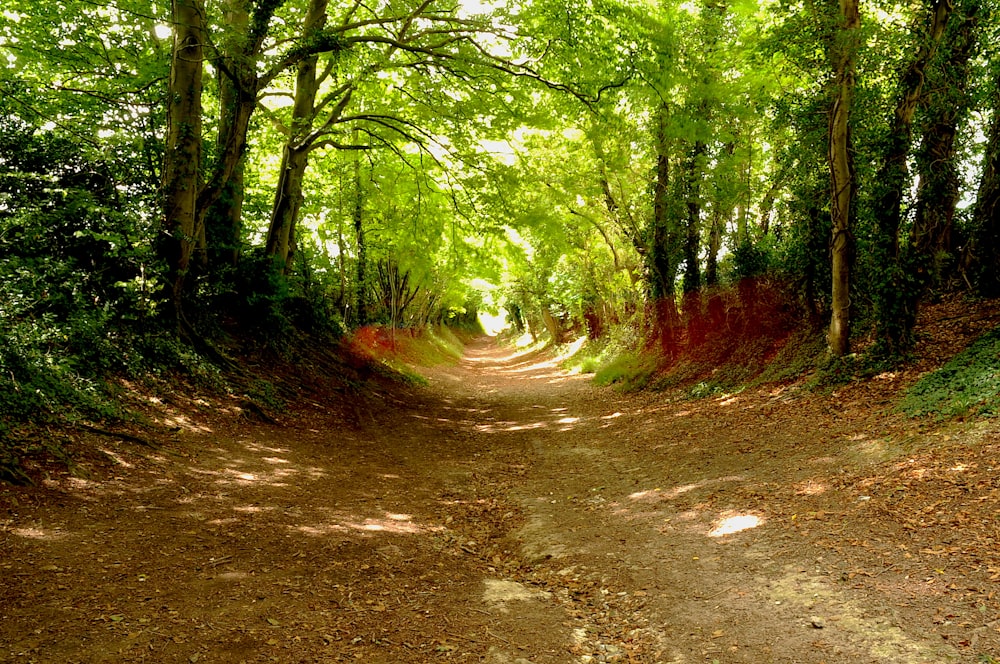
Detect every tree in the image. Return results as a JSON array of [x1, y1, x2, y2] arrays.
[[161, 0, 205, 329], [827, 0, 862, 357], [869, 0, 953, 355]]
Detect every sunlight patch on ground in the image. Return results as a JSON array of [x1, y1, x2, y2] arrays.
[[476, 421, 547, 433], [708, 513, 762, 537], [346, 516, 430, 534], [159, 413, 213, 433], [98, 448, 133, 468], [554, 336, 588, 362], [242, 442, 291, 454], [232, 505, 278, 513], [483, 579, 550, 605], [629, 476, 746, 502], [793, 479, 829, 495], [292, 511, 441, 537], [10, 526, 68, 541]]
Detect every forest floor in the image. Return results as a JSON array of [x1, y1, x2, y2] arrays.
[[4, 303, 1000, 663]]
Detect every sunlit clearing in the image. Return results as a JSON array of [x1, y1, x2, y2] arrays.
[[479, 309, 507, 336], [556, 417, 579, 424], [602, 412, 622, 420], [718, 395, 740, 406], [708, 514, 762, 537]]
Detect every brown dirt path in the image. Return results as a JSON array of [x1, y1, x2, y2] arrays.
[[3, 336, 1000, 663]]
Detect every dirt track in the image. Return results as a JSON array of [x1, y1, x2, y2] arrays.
[[3, 337, 1000, 662]]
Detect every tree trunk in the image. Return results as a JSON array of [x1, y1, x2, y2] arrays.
[[353, 140, 367, 327], [681, 141, 705, 296], [161, 0, 204, 325], [969, 85, 1000, 296], [208, 6, 251, 269], [909, 0, 979, 281], [264, 0, 330, 271], [682, 142, 706, 347], [265, 144, 310, 269], [827, 0, 861, 357], [648, 104, 681, 356], [871, 0, 952, 354]]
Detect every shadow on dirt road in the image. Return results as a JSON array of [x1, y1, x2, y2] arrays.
[[2, 337, 996, 662]]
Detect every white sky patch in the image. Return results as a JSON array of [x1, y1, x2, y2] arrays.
[[154, 24, 172, 39], [479, 139, 518, 166]]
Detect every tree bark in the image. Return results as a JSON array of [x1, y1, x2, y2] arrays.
[[161, 0, 205, 325], [871, 0, 952, 354], [265, 0, 331, 271], [648, 103, 681, 356], [910, 0, 979, 277], [353, 138, 368, 327], [827, 0, 861, 357], [969, 85, 1000, 296]]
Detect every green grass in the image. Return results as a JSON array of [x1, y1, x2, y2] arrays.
[[899, 324, 1000, 419], [593, 351, 661, 390]]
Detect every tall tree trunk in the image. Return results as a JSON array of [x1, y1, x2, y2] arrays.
[[871, 0, 952, 354], [682, 141, 706, 346], [161, 0, 204, 326], [353, 139, 368, 327], [909, 1, 979, 284], [705, 206, 724, 287], [648, 103, 681, 355], [968, 86, 1000, 296], [205, 0, 253, 270], [681, 142, 705, 296], [827, 0, 861, 357], [264, 0, 330, 271]]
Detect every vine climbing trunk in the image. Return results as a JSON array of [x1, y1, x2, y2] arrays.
[[827, 0, 861, 357], [969, 78, 1000, 295], [871, 0, 952, 354], [909, 0, 979, 285], [648, 103, 681, 356]]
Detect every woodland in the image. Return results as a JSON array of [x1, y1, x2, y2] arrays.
[[2, 0, 1000, 466], [7, 0, 1000, 660]]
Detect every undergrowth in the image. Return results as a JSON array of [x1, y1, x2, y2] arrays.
[[899, 324, 1000, 418]]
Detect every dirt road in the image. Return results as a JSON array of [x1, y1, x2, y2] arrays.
[[3, 338, 999, 662]]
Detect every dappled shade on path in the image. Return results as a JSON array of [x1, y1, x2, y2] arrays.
[[4, 337, 1000, 662]]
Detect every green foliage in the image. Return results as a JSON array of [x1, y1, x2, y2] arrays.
[[593, 352, 661, 390], [899, 325, 1000, 418], [0, 119, 160, 427], [727, 239, 775, 281], [750, 329, 828, 386]]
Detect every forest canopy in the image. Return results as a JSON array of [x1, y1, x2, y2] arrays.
[[1, 0, 999, 429]]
